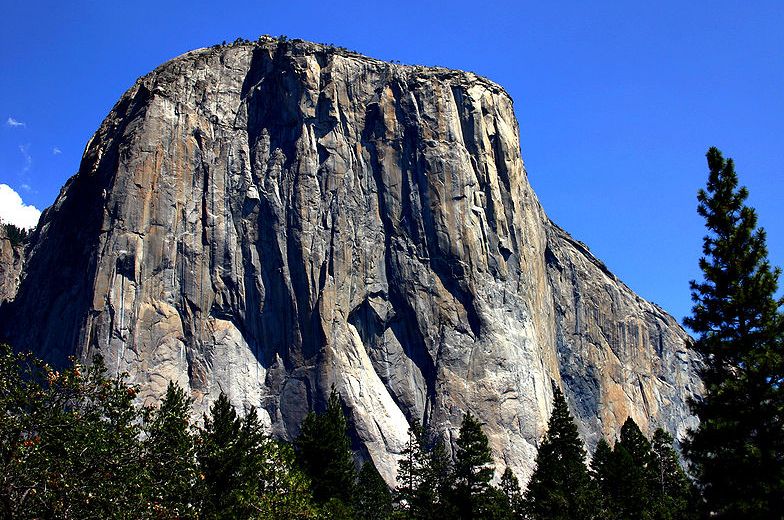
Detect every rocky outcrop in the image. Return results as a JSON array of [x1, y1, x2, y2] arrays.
[[0, 38, 701, 484], [0, 225, 25, 306]]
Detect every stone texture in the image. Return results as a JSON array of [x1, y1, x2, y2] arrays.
[[0, 226, 25, 306], [0, 38, 701, 485]]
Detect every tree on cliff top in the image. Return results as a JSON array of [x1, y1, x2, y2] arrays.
[[684, 146, 784, 517]]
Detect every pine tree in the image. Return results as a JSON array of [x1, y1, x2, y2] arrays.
[[196, 392, 266, 517], [613, 418, 655, 520], [143, 381, 197, 518], [425, 439, 457, 517], [453, 412, 495, 519], [295, 387, 356, 506], [395, 423, 456, 518], [353, 460, 393, 520], [396, 420, 427, 514], [683, 147, 784, 517], [254, 440, 319, 519], [524, 386, 595, 520], [590, 438, 616, 519], [649, 428, 697, 520], [499, 467, 523, 519]]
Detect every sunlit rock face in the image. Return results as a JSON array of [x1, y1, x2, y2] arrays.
[[0, 38, 701, 484], [0, 226, 25, 306]]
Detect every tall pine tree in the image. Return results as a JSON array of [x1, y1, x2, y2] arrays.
[[196, 393, 268, 517], [396, 420, 427, 514], [143, 381, 197, 518], [353, 460, 393, 520], [396, 421, 456, 518], [499, 467, 524, 519], [649, 428, 697, 520], [295, 387, 356, 507], [254, 439, 319, 518], [524, 385, 595, 520], [684, 147, 784, 517], [614, 418, 655, 520], [590, 438, 616, 519], [453, 412, 495, 519]]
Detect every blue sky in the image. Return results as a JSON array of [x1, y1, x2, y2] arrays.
[[1, 1, 782, 323]]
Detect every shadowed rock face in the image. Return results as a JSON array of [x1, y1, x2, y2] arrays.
[[0, 38, 701, 484]]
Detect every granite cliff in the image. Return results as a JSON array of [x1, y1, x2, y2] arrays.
[[0, 226, 25, 306], [0, 38, 701, 484]]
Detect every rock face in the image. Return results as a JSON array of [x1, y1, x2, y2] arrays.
[[0, 226, 25, 305], [0, 38, 701, 484]]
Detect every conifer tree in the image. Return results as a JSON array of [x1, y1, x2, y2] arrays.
[[143, 381, 197, 518], [453, 412, 495, 519], [524, 386, 595, 520], [590, 438, 616, 519], [353, 460, 393, 520], [614, 418, 655, 520], [295, 387, 356, 506], [684, 147, 784, 517], [395, 423, 456, 518], [396, 420, 427, 514], [197, 392, 242, 516], [255, 440, 319, 519], [649, 428, 697, 520], [196, 392, 265, 517], [425, 439, 457, 517], [499, 467, 523, 519]]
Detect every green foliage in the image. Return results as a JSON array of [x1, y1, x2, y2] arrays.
[[649, 429, 698, 520], [0, 346, 324, 519], [524, 386, 596, 520], [0, 345, 146, 518], [424, 439, 458, 517], [398, 430, 456, 519], [590, 438, 615, 518], [453, 412, 495, 519], [196, 393, 268, 518], [395, 420, 426, 514], [143, 381, 198, 518], [253, 440, 319, 519], [614, 418, 655, 520], [354, 460, 393, 520], [295, 387, 356, 507], [498, 467, 523, 519], [683, 147, 784, 517], [591, 419, 698, 520], [2, 222, 28, 247]]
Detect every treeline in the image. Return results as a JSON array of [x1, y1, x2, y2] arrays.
[[0, 343, 694, 519]]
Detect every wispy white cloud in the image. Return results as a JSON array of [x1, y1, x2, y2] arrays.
[[52, 146, 62, 155], [6, 116, 25, 128], [0, 184, 41, 230], [18, 144, 32, 172]]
